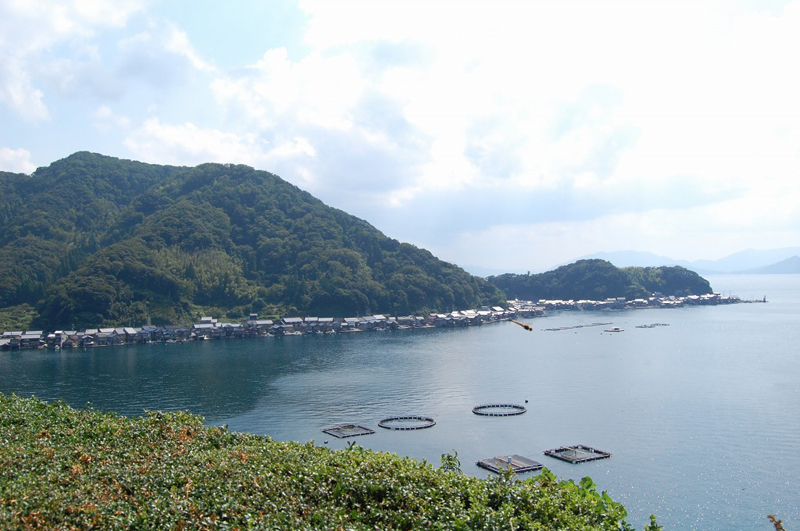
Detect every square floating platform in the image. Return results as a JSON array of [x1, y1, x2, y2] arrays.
[[476, 454, 543, 474], [544, 445, 611, 463], [322, 424, 375, 439]]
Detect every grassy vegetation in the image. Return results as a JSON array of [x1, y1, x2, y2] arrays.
[[0, 303, 38, 332], [0, 394, 660, 529]]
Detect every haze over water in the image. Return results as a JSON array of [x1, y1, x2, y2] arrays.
[[2, 274, 798, 530]]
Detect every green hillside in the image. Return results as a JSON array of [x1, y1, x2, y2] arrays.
[[487, 259, 713, 302], [0, 153, 504, 329]]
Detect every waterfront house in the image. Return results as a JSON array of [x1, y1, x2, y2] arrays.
[[317, 317, 335, 333], [45, 331, 70, 349], [225, 323, 245, 338], [20, 331, 43, 349], [137, 326, 159, 343], [341, 317, 361, 331], [2, 331, 23, 351], [252, 320, 274, 336], [164, 325, 191, 341], [282, 317, 304, 332], [192, 322, 214, 339], [304, 317, 319, 334], [122, 327, 138, 343], [363, 315, 387, 330]]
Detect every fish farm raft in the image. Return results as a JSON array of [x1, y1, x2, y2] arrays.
[[544, 445, 612, 463], [321, 424, 375, 438], [377, 416, 436, 430], [472, 403, 527, 416], [476, 454, 544, 474]]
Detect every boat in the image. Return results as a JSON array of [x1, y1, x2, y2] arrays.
[[604, 327, 623, 332]]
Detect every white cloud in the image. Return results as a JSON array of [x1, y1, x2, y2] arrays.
[[191, 0, 800, 267], [211, 47, 363, 131], [0, 59, 49, 122], [117, 20, 216, 82], [162, 23, 216, 73], [0, 0, 146, 119], [0, 147, 36, 174], [93, 105, 131, 131], [123, 118, 316, 170], [2, 0, 799, 268], [73, 0, 145, 28]]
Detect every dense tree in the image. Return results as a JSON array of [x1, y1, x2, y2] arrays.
[[0, 153, 504, 328], [487, 259, 712, 302]]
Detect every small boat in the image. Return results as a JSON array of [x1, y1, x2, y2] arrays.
[[604, 327, 623, 332]]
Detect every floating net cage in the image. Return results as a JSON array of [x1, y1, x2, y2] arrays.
[[321, 424, 375, 439], [378, 415, 436, 430], [544, 445, 611, 463], [476, 454, 543, 474], [472, 403, 527, 416]]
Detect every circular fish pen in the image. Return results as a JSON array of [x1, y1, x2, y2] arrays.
[[378, 415, 436, 430], [472, 403, 527, 416]]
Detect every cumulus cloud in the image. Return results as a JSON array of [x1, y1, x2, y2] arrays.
[[190, 0, 800, 265], [3, 0, 799, 267], [0, 0, 146, 119], [0, 59, 49, 122], [211, 47, 364, 131], [123, 118, 316, 170], [0, 147, 36, 174], [93, 105, 131, 131], [116, 20, 216, 88]]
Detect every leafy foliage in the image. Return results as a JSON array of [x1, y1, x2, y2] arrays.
[[0, 153, 504, 328], [0, 394, 655, 529], [488, 259, 713, 301]]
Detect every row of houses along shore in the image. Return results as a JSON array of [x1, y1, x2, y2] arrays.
[[1, 292, 748, 351]]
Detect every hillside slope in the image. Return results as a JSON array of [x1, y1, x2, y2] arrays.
[[487, 259, 712, 301], [0, 153, 504, 328]]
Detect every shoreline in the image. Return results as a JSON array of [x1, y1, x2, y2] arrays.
[[1, 290, 759, 352]]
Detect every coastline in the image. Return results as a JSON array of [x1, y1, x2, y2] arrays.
[[0, 290, 757, 352]]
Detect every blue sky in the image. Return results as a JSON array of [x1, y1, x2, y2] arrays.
[[1, 0, 799, 273]]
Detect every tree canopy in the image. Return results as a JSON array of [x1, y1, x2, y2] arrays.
[[487, 259, 712, 302], [0, 153, 504, 329]]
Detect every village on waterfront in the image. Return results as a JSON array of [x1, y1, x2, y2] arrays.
[[0, 291, 754, 352]]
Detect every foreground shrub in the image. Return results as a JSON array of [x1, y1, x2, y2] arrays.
[[0, 394, 652, 529]]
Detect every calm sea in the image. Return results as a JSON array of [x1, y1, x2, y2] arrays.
[[1, 274, 798, 530]]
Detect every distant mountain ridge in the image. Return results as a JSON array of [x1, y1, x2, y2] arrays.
[[572, 248, 800, 274], [741, 255, 800, 274]]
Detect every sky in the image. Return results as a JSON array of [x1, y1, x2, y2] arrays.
[[1, 0, 799, 274]]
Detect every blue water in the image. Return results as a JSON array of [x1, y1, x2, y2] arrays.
[[1, 274, 798, 530]]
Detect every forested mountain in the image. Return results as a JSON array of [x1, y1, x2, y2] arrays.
[[0, 152, 504, 329], [487, 259, 712, 302]]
